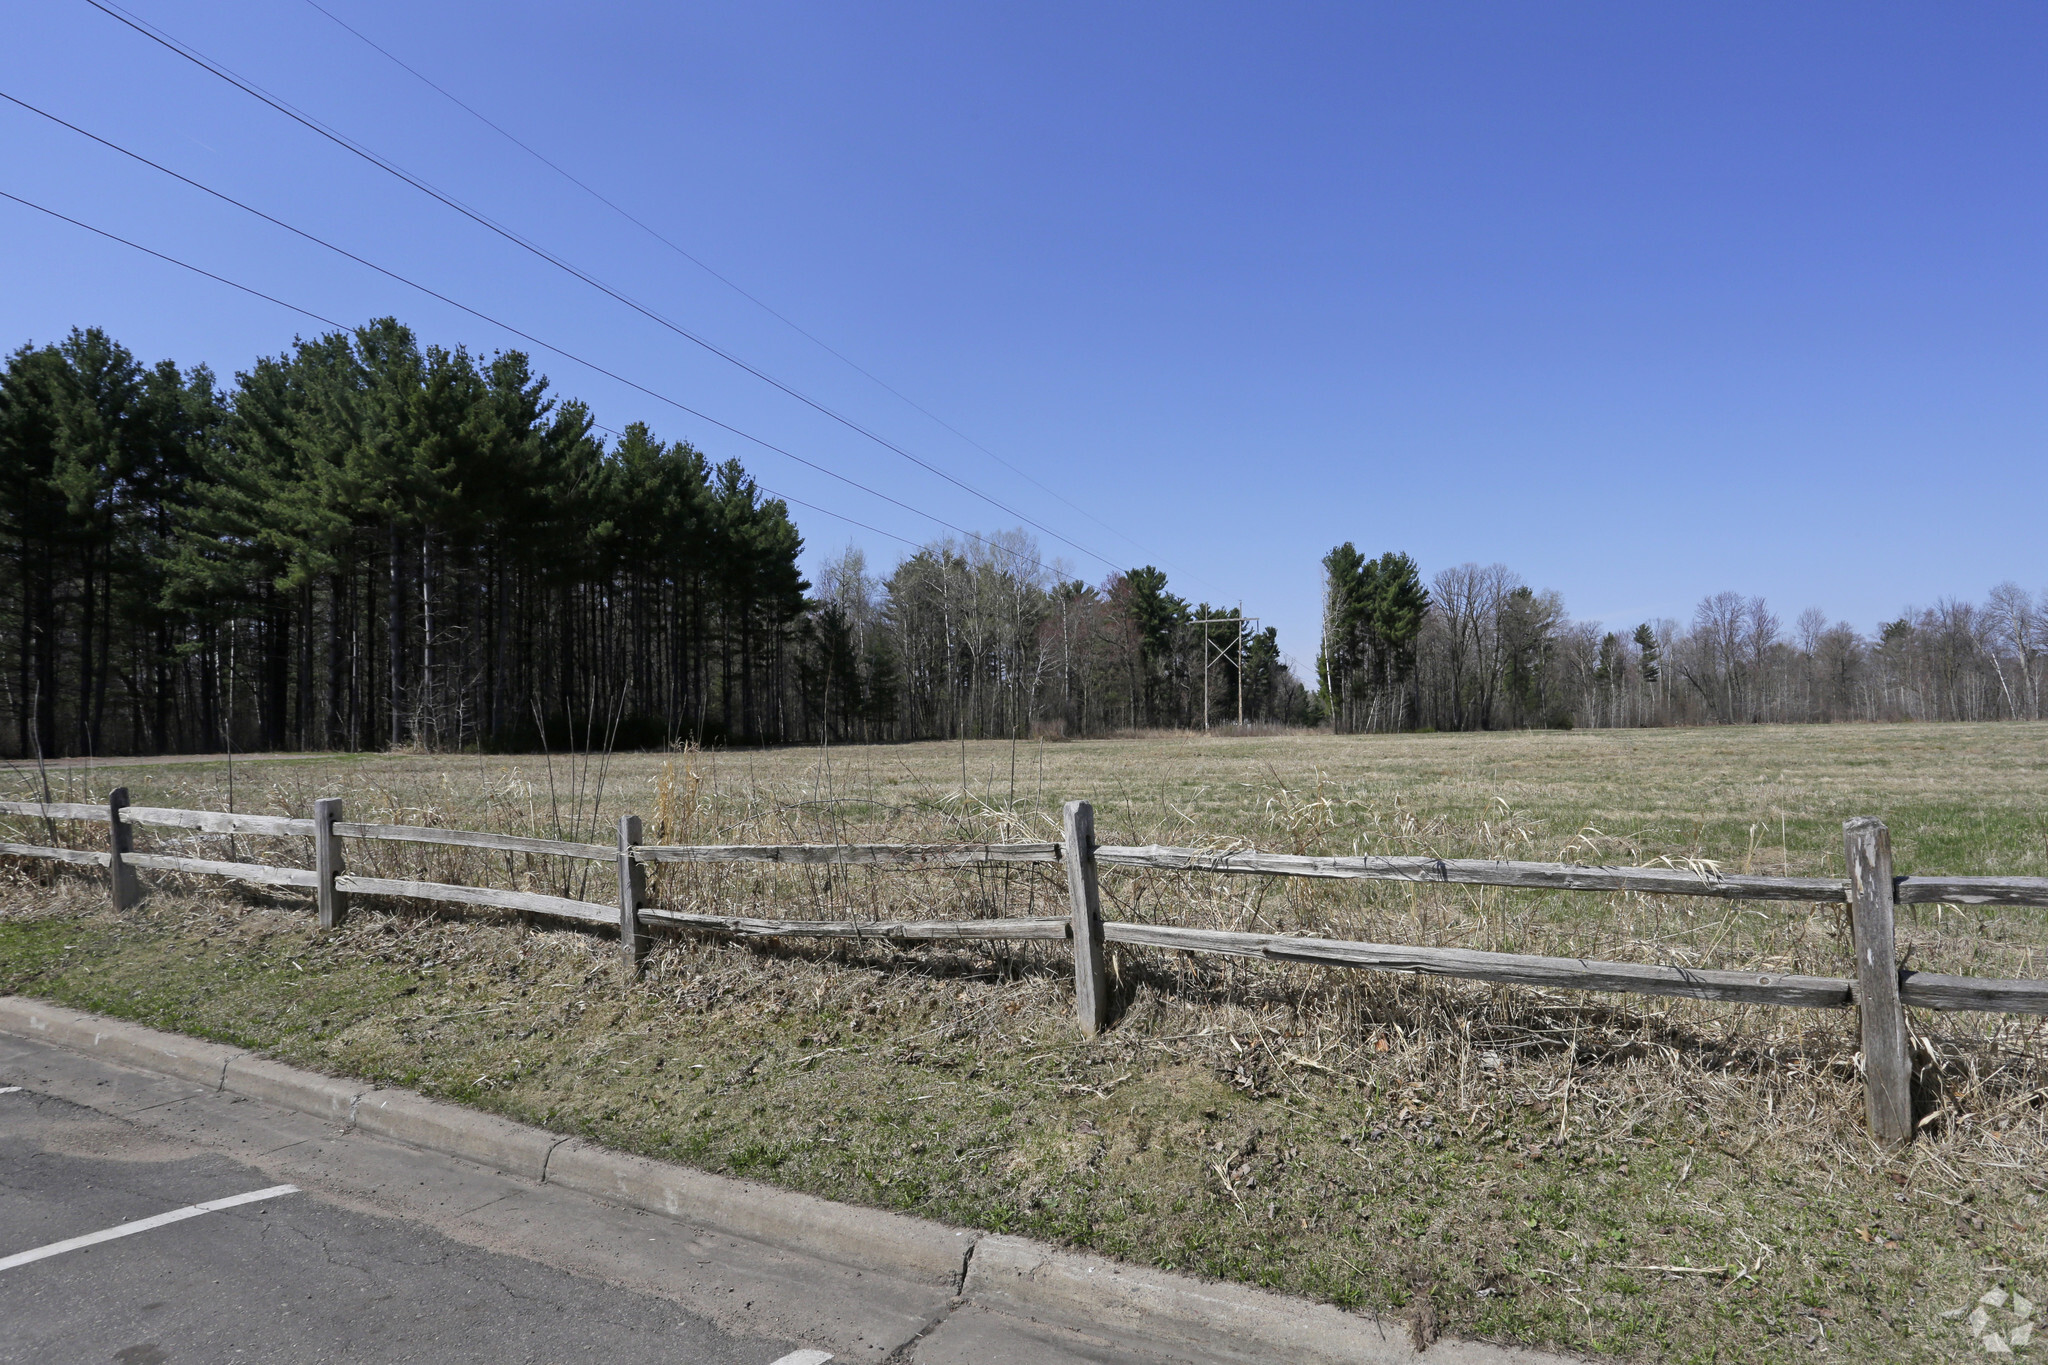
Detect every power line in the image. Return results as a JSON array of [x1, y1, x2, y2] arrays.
[[747, 492, 919, 553], [0, 181, 928, 561], [580, 417, 921, 552], [1, 92, 1054, 574], [82, 0, 1127, 577], [0, 189, 347, 331], [295, 0, 1205, 587]]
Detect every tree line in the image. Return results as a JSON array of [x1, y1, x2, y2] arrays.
[[0, 321, 1301, 759], [16, 318, 2028, 758], [1319, 543, 2048, 731], [809, 535, 1307, 743]]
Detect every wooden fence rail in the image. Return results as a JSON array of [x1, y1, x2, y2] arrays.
[[6, 792, 2048, 1144], [635, 842, 1061, 866], [331, 822, 615, 862]]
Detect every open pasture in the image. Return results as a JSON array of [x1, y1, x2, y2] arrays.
[[17, 720, 2048, 980], [4, 721, 2047, 1361]]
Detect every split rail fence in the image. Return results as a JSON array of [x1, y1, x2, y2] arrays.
[[6, 789, 2048, 1145]]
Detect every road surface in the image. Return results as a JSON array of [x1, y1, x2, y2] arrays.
[[0, 1030, 1213, 1363]]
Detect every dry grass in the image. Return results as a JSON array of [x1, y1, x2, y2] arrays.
[[4, 722, 2048, 1360]]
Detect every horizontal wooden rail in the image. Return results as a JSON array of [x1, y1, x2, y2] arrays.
[[0, 799, 105, 821], [122, 807, 314, 837], [332, 822, 614, 861], [1096, 844, 1847, 902], [0, 841, 108, 868], [631, 907, 2048, 1017], [1898, 972, 2048, 1013], [333, 874, 614, 923], [1896, 876, 2048, 909], [0, 840, 311, 889], [1094, 843, 2048, 909], [634, 841, 1061, 866], [1102, 921, 1855, 1008], [1100, 922, 2048, 1016], [0, 800, 314, 836], [639, 909, 1071, 941], [122, 852, 317, 890]]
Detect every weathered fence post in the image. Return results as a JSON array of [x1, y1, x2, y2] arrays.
[[1063, 800, 1110, 1035], [1845, 817, 1913, 1144], [314, 797, 347, 929], [105, 786, 141, 910], [618, 814, 647, 975]]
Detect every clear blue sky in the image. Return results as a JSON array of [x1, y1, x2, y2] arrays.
[[6, 3, 2045, 667]]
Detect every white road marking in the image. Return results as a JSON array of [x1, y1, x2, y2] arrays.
[[0, 1086, 21, 1094], [0, 1183, 299, 1272], [767, 1352, 834, 1365]]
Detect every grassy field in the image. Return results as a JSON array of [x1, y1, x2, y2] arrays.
[[4, 722, 2047, 1361]]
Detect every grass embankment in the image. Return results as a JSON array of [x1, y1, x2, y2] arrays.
[[5, 723, 2048, 1361]]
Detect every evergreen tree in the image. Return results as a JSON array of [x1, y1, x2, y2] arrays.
[[1123, 566, 1187, 725], [1632, 622, 1660, 684], [0, 320, 1299, 755]]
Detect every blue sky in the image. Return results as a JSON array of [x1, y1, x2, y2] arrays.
[[6, 3, 2044, 667]]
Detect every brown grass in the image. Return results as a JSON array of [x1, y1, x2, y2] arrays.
[[5, 722, 2048, 1360]]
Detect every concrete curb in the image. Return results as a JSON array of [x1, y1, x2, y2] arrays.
[[0, 996, 971, 1290], [962, 1235, 1556, 1365], [350, 1087, 563, 1182], [1, 995, 239, 1091], [0, 996, 1574, 1362], [544, 1138, 976, 1286], [224, 1053, 359, 1124], [963, 1233, 1397, 1364]]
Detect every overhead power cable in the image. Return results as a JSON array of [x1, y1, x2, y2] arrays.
[[296, 0, 1202, 586], [83, 0, 1126, 577], [1, 92, 1054, 574], [580, 416, 921, 552], [0, 183, 922, 556], [0, 188, 348, 330]]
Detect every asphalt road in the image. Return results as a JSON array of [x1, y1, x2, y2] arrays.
[[0, 1032, 1225, 1365], [0, 1086, 804, 1364]]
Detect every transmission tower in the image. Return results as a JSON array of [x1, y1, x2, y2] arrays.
[[1191, 606, 1260, 730]]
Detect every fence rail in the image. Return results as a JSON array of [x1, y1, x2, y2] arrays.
[[5, 787, 2047, 1145], [0, 799, 312, 838], [0, 841, 107, 869], [1096, 844, 2048, 908], [637, 909, 1073, 941], [331, 875, 612, 923], [331, 822, 615, 862], [635, 842, 1061, 866]]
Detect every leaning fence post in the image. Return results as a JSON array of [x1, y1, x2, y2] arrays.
[[1063, 800, 1110, 1035], [105, 786, 141, 910], [1845, 817, 1913, 1144], [618, 814, 647, 975], [314, 797, 347, 929]]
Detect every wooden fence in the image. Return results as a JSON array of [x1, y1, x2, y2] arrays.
[[5, 789, 2048, 1146]]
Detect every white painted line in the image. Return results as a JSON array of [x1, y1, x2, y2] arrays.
[[0, 1086, 21, 1094], [767, 1353, 833, 1365], [0, 1183, 299, 1272]]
